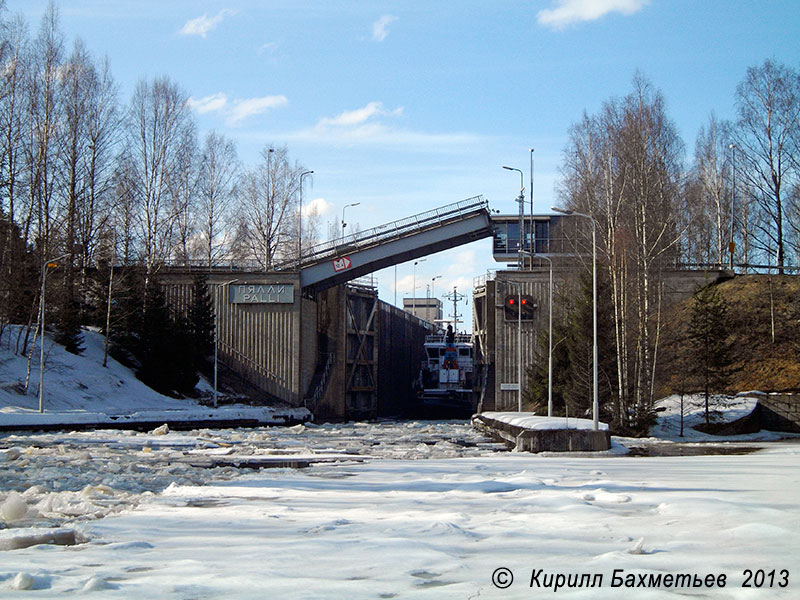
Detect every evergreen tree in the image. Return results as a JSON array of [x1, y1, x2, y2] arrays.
[[524, 270, 617, 425], [687, 283, 731, 425], [189, 273, 215, 365], [54, 296, 84, 355]]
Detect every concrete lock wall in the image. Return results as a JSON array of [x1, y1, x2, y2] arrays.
[[161, 271, 316, 406], [473, 268, 732, 413], [377, 301, 438, 417]]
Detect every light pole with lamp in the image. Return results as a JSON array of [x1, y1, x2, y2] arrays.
[[431, 275, 442, 322], [298, 170, 313, 265], [39, 253, 69, 413], [265, 148, 274, 272], [530, 148, 535, 257], [508, 280, 523, 412], [412, 258, 426, 313], [503, 166, 525, 269], [534, 254, 554, 417], [213, 279, 238, 408], [430, 275, 442, 299], [728, 143, 736, 271], [341, 202, 360, 237], [551, 206, 598, 431]]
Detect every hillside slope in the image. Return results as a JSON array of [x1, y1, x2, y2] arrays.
[[656, 274, 800, 396]]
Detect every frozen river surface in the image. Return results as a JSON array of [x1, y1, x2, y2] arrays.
[[1, 421, 799, 598]]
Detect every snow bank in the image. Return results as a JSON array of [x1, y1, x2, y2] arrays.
[[0, 326, 309, 428], [481, 411, 609, 431]]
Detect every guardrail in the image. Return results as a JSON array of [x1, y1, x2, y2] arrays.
[[274, 195, 489, 271]]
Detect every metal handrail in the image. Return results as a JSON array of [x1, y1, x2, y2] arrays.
[[274, 195, 489, 271], [217, 339, 284, 385], [304, 351, 335, 410]]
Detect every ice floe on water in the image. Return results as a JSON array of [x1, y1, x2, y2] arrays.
[[0, 418, 798, 598]]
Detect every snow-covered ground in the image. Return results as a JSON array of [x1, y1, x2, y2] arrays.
[[0, 326, 308, 427], [1, 326, 799, 597]]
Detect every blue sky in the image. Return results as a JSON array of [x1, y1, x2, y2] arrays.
[[6, 0, 799, 322]]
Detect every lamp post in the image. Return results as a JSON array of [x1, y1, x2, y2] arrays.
[[535, 254, 554, 417], [298, 170, 313, 266], [342, 202, 360, 237], [530, 148, 535, 256], [430, 275, 442, 299], [503, 166, 525, 270], [265, 148, 274, 272], [729, 143, 736, 271], [508, 280, 523, 412], [551, 207, 598, 430], [431, 275, 442, 322], [412, 258, 426, 312], [214, 279, 238, 408], [39, 253, 69, 413]]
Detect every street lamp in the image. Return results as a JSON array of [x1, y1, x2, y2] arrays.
[[412, 258, 426, 312], [530, 148, 535, 260], [265, 148, 274, 272], [431, 275, 443, 322], [729, 143, 736, 271], [430, 275, 442, 299], [551, 206, 598, 431], [298, 170, 314, 266], [342, 202, 360, 237], [39, 253, 69, 413], [214, 279, 238, 408], [503, 166, 525, 270], [533, 254, 554, 417], [508, 280, 523, 412]]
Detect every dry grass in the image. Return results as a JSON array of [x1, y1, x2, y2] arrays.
[[655, 274, 800, 396]]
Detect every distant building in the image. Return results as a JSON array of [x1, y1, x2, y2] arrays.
[[403, 297, 443, 325]]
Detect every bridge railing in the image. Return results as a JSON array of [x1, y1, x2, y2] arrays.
[[274, 195, 489, 271]]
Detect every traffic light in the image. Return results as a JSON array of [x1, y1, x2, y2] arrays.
[[504, 294, 536, 321]]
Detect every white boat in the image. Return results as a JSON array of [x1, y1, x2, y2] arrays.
[[414, 326, 479, 418]]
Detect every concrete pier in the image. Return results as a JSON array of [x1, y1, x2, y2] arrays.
[[472, 412, 611, 452]]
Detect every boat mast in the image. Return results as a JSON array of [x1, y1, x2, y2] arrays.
[[442, 286, 466, 333]]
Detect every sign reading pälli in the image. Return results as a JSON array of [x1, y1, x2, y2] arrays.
[[229, 284, 294, 304]]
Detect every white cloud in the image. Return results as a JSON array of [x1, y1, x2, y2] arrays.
[[303, 197, 334, 217], [264, 100, 485, 150], [179, 9, 237, 38], [372, 14, 398, 42], [537, 0, 648, 30], [188, 93, 228, 114], [258, 42, 279, 55], [187, 92, 288, 124], [229, 96, 289, 124], [318, 102, 403, 128]]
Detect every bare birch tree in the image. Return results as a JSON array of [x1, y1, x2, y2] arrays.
[[235, 145, 305, 269], [684, 114, 734, 265], [558, 74, 684, 431], [124, 75, 195, 287], [735, 59, 800, 272], [196, 131, 238, 267]]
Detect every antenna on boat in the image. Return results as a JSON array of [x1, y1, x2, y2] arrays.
[[441, 286, 467, 333]]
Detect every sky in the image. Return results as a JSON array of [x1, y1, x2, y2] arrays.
[[5, 0, 800, 322]]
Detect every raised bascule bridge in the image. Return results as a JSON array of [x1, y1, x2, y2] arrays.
[[161, 196, 495, 420], [160, 195, 733, 421]]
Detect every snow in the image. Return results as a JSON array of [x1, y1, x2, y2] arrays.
[[1, 326, 799, 597], [0, 326, 309, 427], [482, 412, 610, 431], [0, 418, 798, 598]]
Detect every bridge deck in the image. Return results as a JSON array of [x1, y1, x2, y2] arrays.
[[279, 196, 493, 291]]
